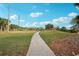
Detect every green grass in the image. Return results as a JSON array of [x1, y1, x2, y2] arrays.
[[0, 31, 35, 56], [40, 30, 72, 46]]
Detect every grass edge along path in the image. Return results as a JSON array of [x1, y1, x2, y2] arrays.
[[40, 30, 70, 46]]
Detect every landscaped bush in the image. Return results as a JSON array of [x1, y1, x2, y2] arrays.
[[68, 29, 78, 33], [57, 29, 78, 33]]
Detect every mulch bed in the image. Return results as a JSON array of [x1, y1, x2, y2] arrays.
[[50, 34, 79, 56]]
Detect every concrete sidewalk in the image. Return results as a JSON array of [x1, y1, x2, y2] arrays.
[[27, 32, 55, 56]]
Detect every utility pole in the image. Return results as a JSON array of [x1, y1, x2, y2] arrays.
[[7, 4, 10, 32], [18, 15, 20, 31], [18, 15, 20, 26]]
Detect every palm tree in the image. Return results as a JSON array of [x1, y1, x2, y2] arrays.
[[0, 17, 9, 31]]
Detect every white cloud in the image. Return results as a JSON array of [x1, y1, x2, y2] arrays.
[[66, 25, 73, 30], [39, 21, 51, 25], [25, 22, 38, 27], [52, 17, 68, 23], [76, 6, 79, 9], [32, 22, 38, 26], [10, 14, 18, 20], [19, 20, 24, 22], [36, 17, 71, 27], [68, 12, 77, 17], [30, 12, 43, 18], [52, 12, 78, 26], [52, 17, 72, 27], [25, 23, 32, 27], [25, 24, 29, 26]]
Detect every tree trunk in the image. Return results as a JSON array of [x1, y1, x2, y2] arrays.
[[0, 25, 3, 31]]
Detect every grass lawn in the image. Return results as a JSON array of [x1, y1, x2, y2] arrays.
[[40, 30, 79, 56], [0, 31, 35, 56]]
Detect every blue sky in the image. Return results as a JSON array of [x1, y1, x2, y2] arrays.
[[0, 3, 79, 28]]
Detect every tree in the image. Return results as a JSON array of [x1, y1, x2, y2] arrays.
[[56, 26, 60, 30], [61, 27, 66, 30], [74, 3, 79, 8], [0, 17, 9, 31], [71, 15, 79, 30], [60, 27, 67, 31], [10, 24, 27, 31], [10, 24, 20, 31], [45, 24, 53, 30], [71, 15, 79, 25]]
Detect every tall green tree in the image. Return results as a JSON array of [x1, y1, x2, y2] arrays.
[[0, 17, 9, 31], [71, 15, 79, 30], [71, 15, 79, 25], [45, 24, 53, 30]]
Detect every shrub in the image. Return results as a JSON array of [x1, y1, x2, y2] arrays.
[[68, 29, 78, 33]]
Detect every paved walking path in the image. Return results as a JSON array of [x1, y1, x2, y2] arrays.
[[27, 32, 55, 56]]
